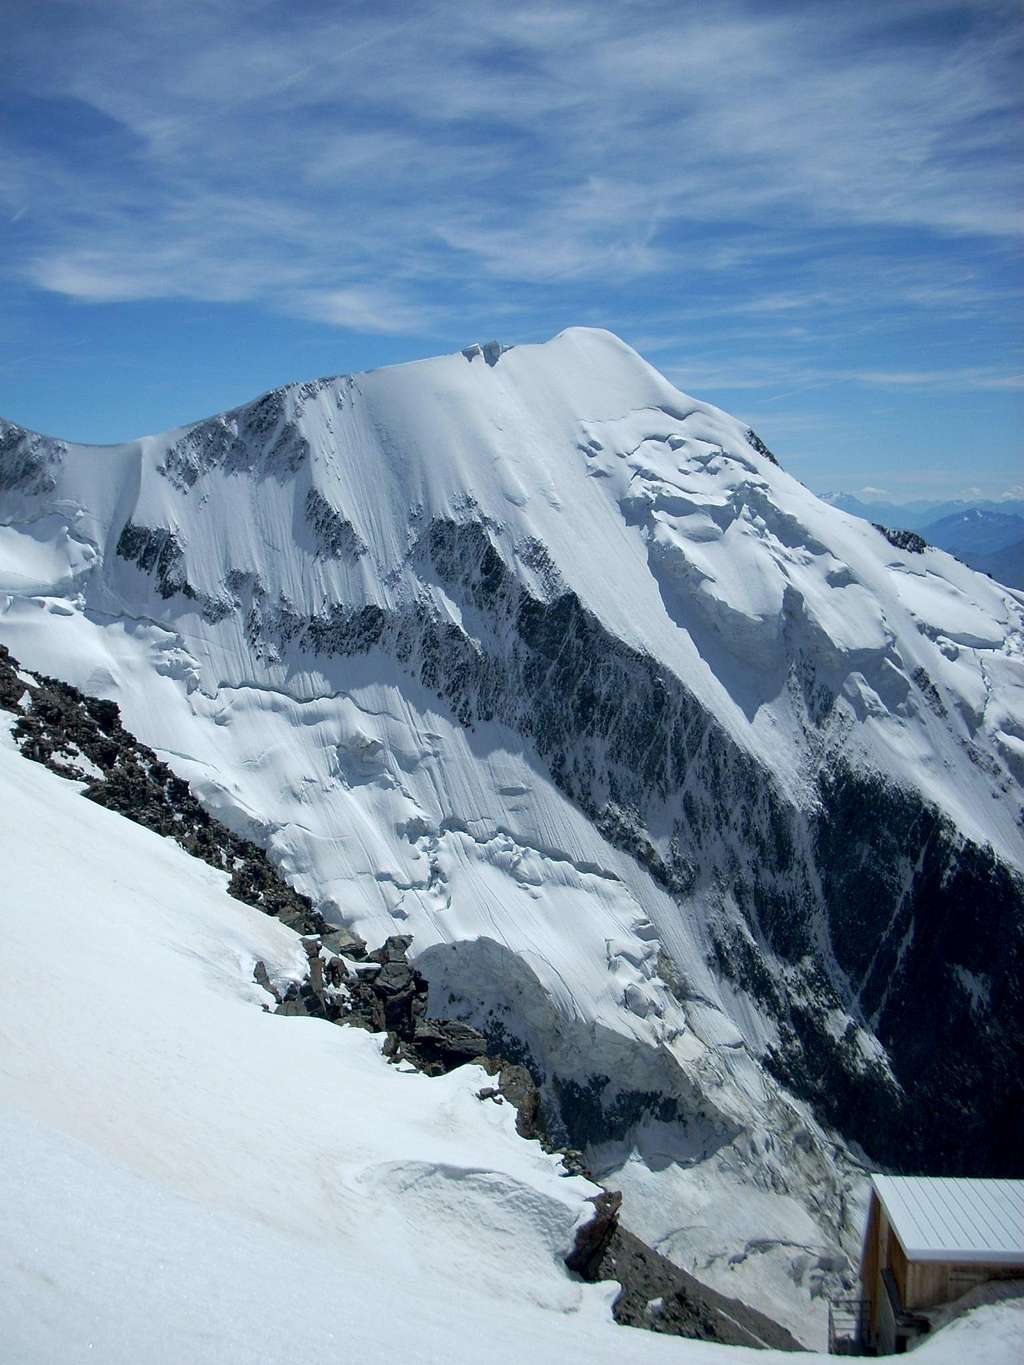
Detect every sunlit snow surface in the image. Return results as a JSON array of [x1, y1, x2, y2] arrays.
[[2, 725, 1021, 1364], [1, 328, 1022, 1344]]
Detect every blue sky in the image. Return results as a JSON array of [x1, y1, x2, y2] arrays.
[[1, 0, 1021, 499]]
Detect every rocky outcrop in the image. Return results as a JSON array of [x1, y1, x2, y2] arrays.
[[156, 383, 316, 490], [0, 419, 63, 495], [264, 930, 550, 1097], [567, 1192, 804, 1349], [745, 427, 779, 466], [115, 522, 197, 601], [874, 523, 927, 553], [461, 340, 511, 367], [565, 1190, 623, 1276], [304, 488, 366, 559], [115, 522, 235, 621]]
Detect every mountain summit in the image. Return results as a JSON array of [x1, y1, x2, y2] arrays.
[[1, 327, 1021, 1340]]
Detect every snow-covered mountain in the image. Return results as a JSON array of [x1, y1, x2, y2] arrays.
[[819, 491, 1024, 533], [5, 665, 1020, 1363], [2, 327, 1022, 1344], [967, 537, 1024, 591], [916, 510, 1024, 590], [918, 509, 1024, 559]]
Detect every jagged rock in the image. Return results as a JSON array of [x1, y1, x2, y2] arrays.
[[597, 1226, 804, 1351], [325, 956, 353, 987], [351, 960, 382, 980], [460, 340, 510, 366], [0, 420, 63, 494], [874, 523, 927, 553], [0, 657, 27, 709], [252, 960, 280, 1003], [565, 1194, 803, 1350], [745, 427, 779, 466], [373, 962, 413, 995], [557, 1149, 590, 1178], [321, 927, 366, 958], [368, 934, 414, 964], [381, 1031, 401, 1058], [276, 983, 315, 1018], [565, 1190, 623, 1277], [304, 488, 366, 559], [409, 1019, 488, 1072], [491, 1063, 542, 1141]]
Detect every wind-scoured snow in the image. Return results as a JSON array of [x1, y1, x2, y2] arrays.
[[1, 327, 1021, 1344]]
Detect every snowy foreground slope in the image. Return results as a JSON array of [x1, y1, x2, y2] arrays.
[[1, 328, 1022, 1342], [2, 723, 1022, 1365]]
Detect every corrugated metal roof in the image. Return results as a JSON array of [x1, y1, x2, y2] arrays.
[[872, 1175, 1024, 1265]]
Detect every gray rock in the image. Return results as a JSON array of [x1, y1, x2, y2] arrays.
[[565, 1191, 622, 1277], [321, 927, 367, 958], [252, 959, 280, 1002]]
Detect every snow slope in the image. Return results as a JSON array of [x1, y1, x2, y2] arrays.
[[2, 720, 1022, 1364], [0, 714, 640, 1363], [1, 328, 1022, 1342]]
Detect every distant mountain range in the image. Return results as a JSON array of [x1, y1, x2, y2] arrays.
[[820, 494, 1024, 589]]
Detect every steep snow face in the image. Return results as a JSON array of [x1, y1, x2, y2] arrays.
[[1, 328, 1022, 1341]]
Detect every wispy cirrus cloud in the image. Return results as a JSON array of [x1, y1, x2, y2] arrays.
[[849, 367, 1024, 390], [666, 357, 1024, 395], [292, 286, 437, 335], [3, 0, 1022, 325]]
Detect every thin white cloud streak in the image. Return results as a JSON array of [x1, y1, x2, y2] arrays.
[[292, 287, 436, 335], [664, 358, 1024, 394], [2, 0, 1021, 330], [850, 369, 1024, 390]]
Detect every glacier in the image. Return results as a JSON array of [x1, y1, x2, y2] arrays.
[[1, 326, 1021, 1345]]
